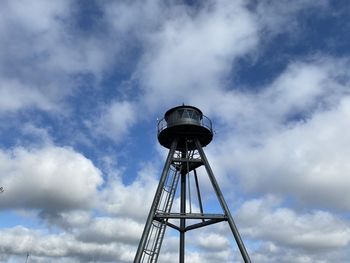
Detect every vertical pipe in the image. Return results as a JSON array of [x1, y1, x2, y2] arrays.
[[179, 151, 186, 263], [134, 139, 178, 263], [194, 139, 251, 263]]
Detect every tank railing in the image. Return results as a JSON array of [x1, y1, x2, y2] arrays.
[[157, 115, 213, 135]]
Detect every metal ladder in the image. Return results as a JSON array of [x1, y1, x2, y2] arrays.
[[140, 163, 180, 263]]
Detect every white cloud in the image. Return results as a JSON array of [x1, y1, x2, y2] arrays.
[[194, 232, 230, 251], [102, 0, 163, 37], [238, 197, 350, 250], [77, 217, 143, 245], [0, 0, 73, 113], [0, 0, 122, 114], [1, 0, 70, 33], [100, 162, 158, 221], [252, 242, 348, 263], [137, 0, 259, 110], [133, 0, 330, 114], [0, 226, 135, 262], [224, 95, 350, 210], [157, 231, 235, 263], [200, 57, 349, 128], [204, 57, 350, 210], [45, 211, 93, 234], [0, 79, 56, 112], [260, 58, 348, 121], [0, 1, 349, 262], [20, 123, 53, 146], [93, 100, 137, 143], [0, 0, 115, 76], [0, 131, 159, 262], [0, 146, 103, 211]]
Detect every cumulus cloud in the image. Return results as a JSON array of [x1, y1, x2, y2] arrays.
[[0, 128, 157, 262], [100, 162, 158, 221], [155, 231, 235, 263], [0, 226, 135, 263], [132, 0, 330, 113], [237, 196, 350, 262], [93, 100, 137, 143], [199, 57, 349, 129], [0, 0, 123, 114], [260, 58, 349, 122], [0, 146, 103, 211], [231, 96, 350, 210], [238, 197, 350, 250], [0, 0, 73, 113], [205, 57, 350, 210], [39, 210, 92, 231], [194, 232, 230, 251], [0, 0, 69, 33], [252, 242, 350, 263], [101, 0, 164, 37], [138, 0, 259, 110], [213, 95, 350, 209], [77, 217, 143, 245], [0, 79, 56, 112], [1, 0, 349, 262]]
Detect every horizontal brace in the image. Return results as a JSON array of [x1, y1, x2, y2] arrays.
[[185, 218, 226, 232], [179, 163, 203, 174], [155, 213, 227, 220], [172, 158, 203, 163], [154, 218, 181, 232]]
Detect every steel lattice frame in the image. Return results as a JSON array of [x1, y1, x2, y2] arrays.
[[133, 138, 251, 263]]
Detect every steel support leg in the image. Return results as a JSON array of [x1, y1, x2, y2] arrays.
[[194, 139, 252, 263], [179, 151, 186, 263], [134, 139, 178, 263]]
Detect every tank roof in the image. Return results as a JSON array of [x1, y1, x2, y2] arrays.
[[164, 105, 203, 118]]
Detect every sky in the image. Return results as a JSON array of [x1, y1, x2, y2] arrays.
[[0, 0, 350, 262]]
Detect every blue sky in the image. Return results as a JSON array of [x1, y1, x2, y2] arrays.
[[0, 0, 350, 262]]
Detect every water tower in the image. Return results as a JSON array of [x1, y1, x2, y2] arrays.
[[134, 105, 251, 263]]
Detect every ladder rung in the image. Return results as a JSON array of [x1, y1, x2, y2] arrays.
[[151, 223, 161, 229], [162, 187, 171, 193], [143, 249, 154, 256]]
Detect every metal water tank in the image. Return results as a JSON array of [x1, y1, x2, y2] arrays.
[[157, 105, 213, 150]]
